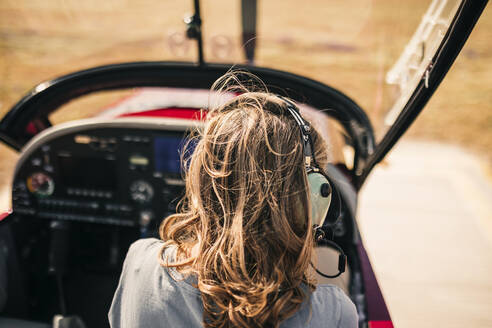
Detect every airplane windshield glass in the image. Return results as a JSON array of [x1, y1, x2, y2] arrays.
[[0, 1, 195, 118], [0, 0, 465, 143], [200, 0, 463, 141]]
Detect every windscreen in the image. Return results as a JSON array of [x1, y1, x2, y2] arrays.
[[0, 1, 195, 118], [200, 0, 465, 140], [0, 0, 481, 142]]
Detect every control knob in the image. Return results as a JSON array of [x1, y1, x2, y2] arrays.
[[130, 180, 154, 203]]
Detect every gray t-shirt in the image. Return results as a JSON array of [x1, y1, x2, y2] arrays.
[[109, 238, 358, 328]]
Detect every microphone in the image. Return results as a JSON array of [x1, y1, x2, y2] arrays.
[[312, 225, 346, 279]]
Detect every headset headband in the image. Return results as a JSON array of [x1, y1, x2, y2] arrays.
[[277, 96, 342, 225], [277, 96, 316, 168]]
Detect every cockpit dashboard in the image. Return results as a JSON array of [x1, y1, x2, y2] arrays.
[[4, 116, 354, 327], [12, 117, 200, 232]]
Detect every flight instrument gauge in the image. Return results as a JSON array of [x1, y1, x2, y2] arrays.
[[27, 172, 55, 197]]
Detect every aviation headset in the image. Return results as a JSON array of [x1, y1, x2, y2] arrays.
[[277, 96, 347, 279]]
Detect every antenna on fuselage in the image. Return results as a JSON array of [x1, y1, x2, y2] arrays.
[[241, 0, 257, 65]]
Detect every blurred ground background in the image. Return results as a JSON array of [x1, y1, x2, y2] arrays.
[[359, 141, 492, 328], [0, 0, 490, 327]]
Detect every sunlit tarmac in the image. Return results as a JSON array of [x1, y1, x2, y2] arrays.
[[359, 140, 492, 328]]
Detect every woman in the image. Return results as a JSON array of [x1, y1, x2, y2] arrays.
[[109, 75, 358, 328]]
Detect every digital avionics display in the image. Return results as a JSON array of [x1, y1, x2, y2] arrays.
[[58, 156, 117, 189], [154, 137, 195, 173]]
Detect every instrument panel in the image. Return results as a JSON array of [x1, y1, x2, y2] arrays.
[[11, 117, 200, 233], [3, 115, 355, 327]]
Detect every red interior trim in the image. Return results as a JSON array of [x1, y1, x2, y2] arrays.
[[119, 108, 206, 120], [369, 320, 394, 328], [0, 210, 12, 222], [25, 121, 37, 135]]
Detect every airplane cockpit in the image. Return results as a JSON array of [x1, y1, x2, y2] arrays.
[[2, 0, 485, 326], [1, 91, 359, 327]]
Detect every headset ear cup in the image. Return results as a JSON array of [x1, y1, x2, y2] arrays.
[[325, 181, 342, 224], [307, 172, 332, 227]]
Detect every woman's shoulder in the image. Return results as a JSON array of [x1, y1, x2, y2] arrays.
[[311, 284, 358, 327], [281, 284, 357, 328], [125, 238, 200, 295], [110, 238, 203, 327], [128, 237, 163, 255], [125, 237, 176, 279], [123, 238, 163, 272], [126, 238, 175, 270], [120, 238, 165, 286]]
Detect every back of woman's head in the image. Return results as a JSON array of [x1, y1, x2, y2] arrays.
[[160, 73, 328, 328]]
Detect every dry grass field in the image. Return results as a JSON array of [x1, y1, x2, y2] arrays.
[[0, 0, 490, 189]]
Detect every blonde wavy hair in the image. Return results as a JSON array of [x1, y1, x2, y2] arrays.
[[159, 73, 328, 328]]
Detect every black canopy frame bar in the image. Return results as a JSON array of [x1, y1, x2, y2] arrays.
[[0, 63, 374, 187], [357, 0, 488, 187]]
